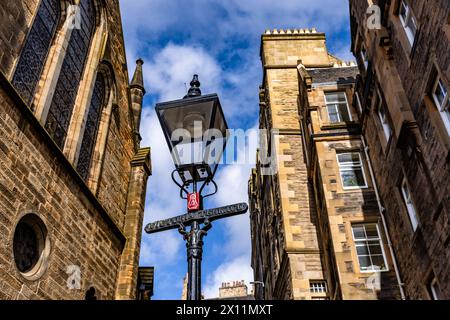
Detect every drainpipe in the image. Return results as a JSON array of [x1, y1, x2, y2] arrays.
[[332, 281, 340, 300], [362, 137, 406, 300]]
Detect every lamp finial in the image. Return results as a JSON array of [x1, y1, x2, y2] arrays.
[[184, 74, 201, 98]]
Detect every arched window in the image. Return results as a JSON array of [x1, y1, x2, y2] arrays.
[[45, 0, 96, 149], [12, 0, 61, 104], [76, 73, 106, 180]]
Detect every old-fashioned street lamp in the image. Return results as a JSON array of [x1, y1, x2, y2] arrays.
[[147, 75, 248, 300], [155, 75, 228, 189]]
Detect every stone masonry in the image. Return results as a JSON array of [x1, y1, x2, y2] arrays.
[[250, 29, 329, 300], [0, 0, 151, 300], [249, 28, 402, 300], [349, 0, 450, 299]]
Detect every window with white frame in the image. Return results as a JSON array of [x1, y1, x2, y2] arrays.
[[399, 0, 418, 46], [431, 75, 450, 136], [325, 92, 352, 123], [310, 280, 327, 294], [400, 177, 419, 231], [337, 152, 368, 189], [352, 224, 388, 272], [376, 90, 392, 141], [429, 277, 443, 300]]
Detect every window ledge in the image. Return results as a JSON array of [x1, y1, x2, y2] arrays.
[[342, 186, 369, 191], [320, 121, 360, 130], [359, 269, 390, 274]]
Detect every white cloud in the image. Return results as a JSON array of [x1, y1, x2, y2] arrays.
[[121, 0, 354, 124], [213, 164, 253, 258], [143, 44, 222, 102], [139, 107, 185, 267], [121, 0, 353, 111], [140, 232, 181, 265], [203, 255, 254, 299], [120, 0, 350, 47], [140, 108, 182, 217]]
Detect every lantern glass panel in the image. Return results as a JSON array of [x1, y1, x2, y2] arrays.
[[156, 93, 228, 183], [158, 100, 215, 145]]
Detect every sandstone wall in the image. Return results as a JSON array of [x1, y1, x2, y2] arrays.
[[350, 0, 450, 299], [0, 78, 124, 299], [0, 0, 39, 78]]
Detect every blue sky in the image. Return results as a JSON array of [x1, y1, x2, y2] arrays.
[[119, 0, 354, 300]]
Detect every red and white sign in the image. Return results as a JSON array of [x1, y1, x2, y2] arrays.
[[187, 192, 200, 212]]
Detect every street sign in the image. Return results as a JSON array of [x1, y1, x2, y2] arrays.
[[144, 202, 248, 234]]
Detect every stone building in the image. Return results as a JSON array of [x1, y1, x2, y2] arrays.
[[348, 0, 449, 299], [249, 28, 402, 300], [0, 0, 151, 299], [180, 276, 254, 300], [203, 281, 254, 300], [215, 281, 254, 300]]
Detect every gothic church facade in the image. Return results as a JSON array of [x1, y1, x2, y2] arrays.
[[0, 0, 150, 299]]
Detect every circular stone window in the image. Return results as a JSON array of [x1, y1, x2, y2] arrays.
[[13, 214, 50, 280]]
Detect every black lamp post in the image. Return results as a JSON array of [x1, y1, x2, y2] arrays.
[[148, 75, 247, 300]]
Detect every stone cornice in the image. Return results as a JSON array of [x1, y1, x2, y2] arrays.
[[273, 128, 302, 135]]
